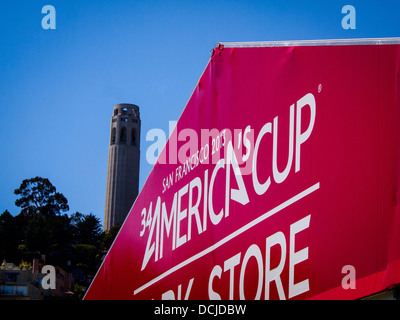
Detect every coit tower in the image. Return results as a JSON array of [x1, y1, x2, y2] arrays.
[[103, 104, 141, 231]]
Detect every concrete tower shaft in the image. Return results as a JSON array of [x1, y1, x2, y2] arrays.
[[104, 104, 141, 231]]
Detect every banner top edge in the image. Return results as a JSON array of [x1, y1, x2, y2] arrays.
[[218, 37, 400, 48]]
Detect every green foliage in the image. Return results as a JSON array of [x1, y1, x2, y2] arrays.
[[14, 176, 69, 216], [1, 177, 107, 287], [101, 224, 121, 250], [71, 212, 102, 247], [72, 283, 85, 300], [73, 244, 100, 276], [19, 260, 32, 270], [0, 210, 22, 262]]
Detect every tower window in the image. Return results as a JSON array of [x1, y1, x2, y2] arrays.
[[114, 109, 118, 116], [131, 128, 137, 146], [120, 127, 127, 144], [111, 128, 116, 145]]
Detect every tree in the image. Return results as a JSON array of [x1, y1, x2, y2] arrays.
[[14, 176, 69, 217], [5, 177, 107, 284], [23, 213, 51, 253], [100, 224, 121, 250], [11, 177, 71, 264], [48, 214, 73, 248], [71, 212, 102, 247], [0, 210, 21, 262], [73, 244, 99, 276]]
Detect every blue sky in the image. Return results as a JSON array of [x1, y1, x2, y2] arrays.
[[0, 0, 399, 223]]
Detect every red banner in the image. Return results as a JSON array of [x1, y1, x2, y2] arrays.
[[85, 41, 400, 300]]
